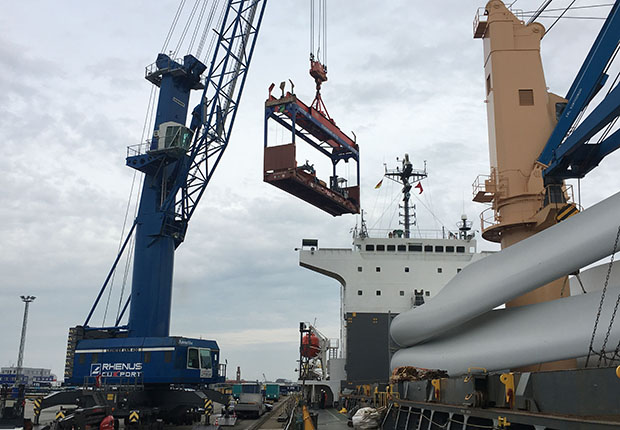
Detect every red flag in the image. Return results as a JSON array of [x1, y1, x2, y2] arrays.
[[415, 182, 423, 194], [375, 179, 383, 189]]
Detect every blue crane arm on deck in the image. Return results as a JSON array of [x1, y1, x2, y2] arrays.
[[537, 1, 620, 181]]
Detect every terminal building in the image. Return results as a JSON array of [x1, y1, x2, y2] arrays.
[[0, 367, 57, 387]]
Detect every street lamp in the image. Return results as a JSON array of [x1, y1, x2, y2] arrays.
[[16, 295, 36, 386]]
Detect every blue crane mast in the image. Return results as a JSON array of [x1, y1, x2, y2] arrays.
[[537, 1, 620, 182], [37, 0, 267, 426]]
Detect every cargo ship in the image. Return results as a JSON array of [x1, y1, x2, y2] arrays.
[[296, 154, 492, 402], [298, 1, 620, 427]]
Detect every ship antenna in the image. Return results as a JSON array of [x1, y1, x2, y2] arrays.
[[384, 154, 427, 238], [359, 209, 368, 239]]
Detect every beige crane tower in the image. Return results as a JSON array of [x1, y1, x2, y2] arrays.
[[472, 1, 577, 369]]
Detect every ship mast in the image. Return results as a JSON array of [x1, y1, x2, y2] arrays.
[[384, 154, 427, 238]]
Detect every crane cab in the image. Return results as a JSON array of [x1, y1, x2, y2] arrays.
[[150, 121, 193, 155]]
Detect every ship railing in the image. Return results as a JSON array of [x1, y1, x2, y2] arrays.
[[541, 183, 576, 209], [356, 228, 461, 240], [480, 206, 499, 231], [474, 6, 524, 38]]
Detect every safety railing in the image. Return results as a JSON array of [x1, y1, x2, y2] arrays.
[[127, 141, 152, 157], [480, 206, 499, 231]]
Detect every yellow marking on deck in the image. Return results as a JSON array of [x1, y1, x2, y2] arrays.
[[129, 410, 140, 423]]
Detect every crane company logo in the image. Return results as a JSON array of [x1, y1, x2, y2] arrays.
[[90, 362, 142, 378]]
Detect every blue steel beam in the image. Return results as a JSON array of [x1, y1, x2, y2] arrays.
[[538, 0, 620, 178], [543, 83, 620, 177]]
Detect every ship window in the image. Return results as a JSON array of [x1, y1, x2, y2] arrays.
[[365, 244, 374, 251], [424, 245, 433, 252], [457, 268, 462, 273], [79, 354, 86, 364], [405, 267, 409, 273], [376, 290, 381, 296], [486, 75, 491, 95], [397, 245, 406, 251], [376, 244, 385, 251], [187, 348, 200, 369], [164, 351, 172, 363], [358, 290, 363, 296], [358, 266, 363, 272], [376, 267, 381, 272], [91, 353, 98, 363], [400, 291, 405, 296], [409, 244, 423, 252], [437, 267, 443, 273], [435, 246, 444, 253], [144, 352, 151, 363], [387, 245, 396, 251], [456, 246, 465, 253], [446, 246, 455, 252], [519, 89, 534, 106], [425, 291, 430, 297]]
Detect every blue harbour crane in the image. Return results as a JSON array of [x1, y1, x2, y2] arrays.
[[38, 0, 267, 425]]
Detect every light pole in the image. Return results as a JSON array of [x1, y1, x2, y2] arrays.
[[16, 295, 35, 386]]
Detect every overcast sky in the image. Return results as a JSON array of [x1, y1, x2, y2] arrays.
[[1, 1, 618, 382]]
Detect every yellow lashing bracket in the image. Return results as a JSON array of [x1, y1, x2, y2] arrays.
[[129, 410, 140, 424], [431, 379, 441, 401], [498, 416, 511, 428], [556, 203, 579, 222], [204, 399, 213, 415], [500, 373, 515, 408]]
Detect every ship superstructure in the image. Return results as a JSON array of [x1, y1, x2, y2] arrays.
[[298, 155, 490, 393]]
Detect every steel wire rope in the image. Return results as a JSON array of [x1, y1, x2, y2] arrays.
[[521, 3, 614, 13], [196, 0, 220, 59], [187, 0, 209, 55], [173, 0, 202, 56], [585, 225, 620, 366], [524, 14, 607, 19], [369, 181, 401, 233], [110, 68, 160, 323], [323, 0, 327, 67], [544, 0, 577, 34], [115, 174, 143, 324], [317, 0, 322, 61], [367, 169, 385, 229], [310, 0, 314, 56], [101, 82, 158, 326], [413, 191, 455, 237], [162, 0, 187, 53], [203, 2, 227, 65], [526, 0, 553, 25]]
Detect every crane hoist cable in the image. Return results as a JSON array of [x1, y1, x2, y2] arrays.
[[196, 1, 219, 58], [545, 0, 577, 34], [162, 0, 187, 53], [187, 0, 210, 54], [173, 0, 202, 56]]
